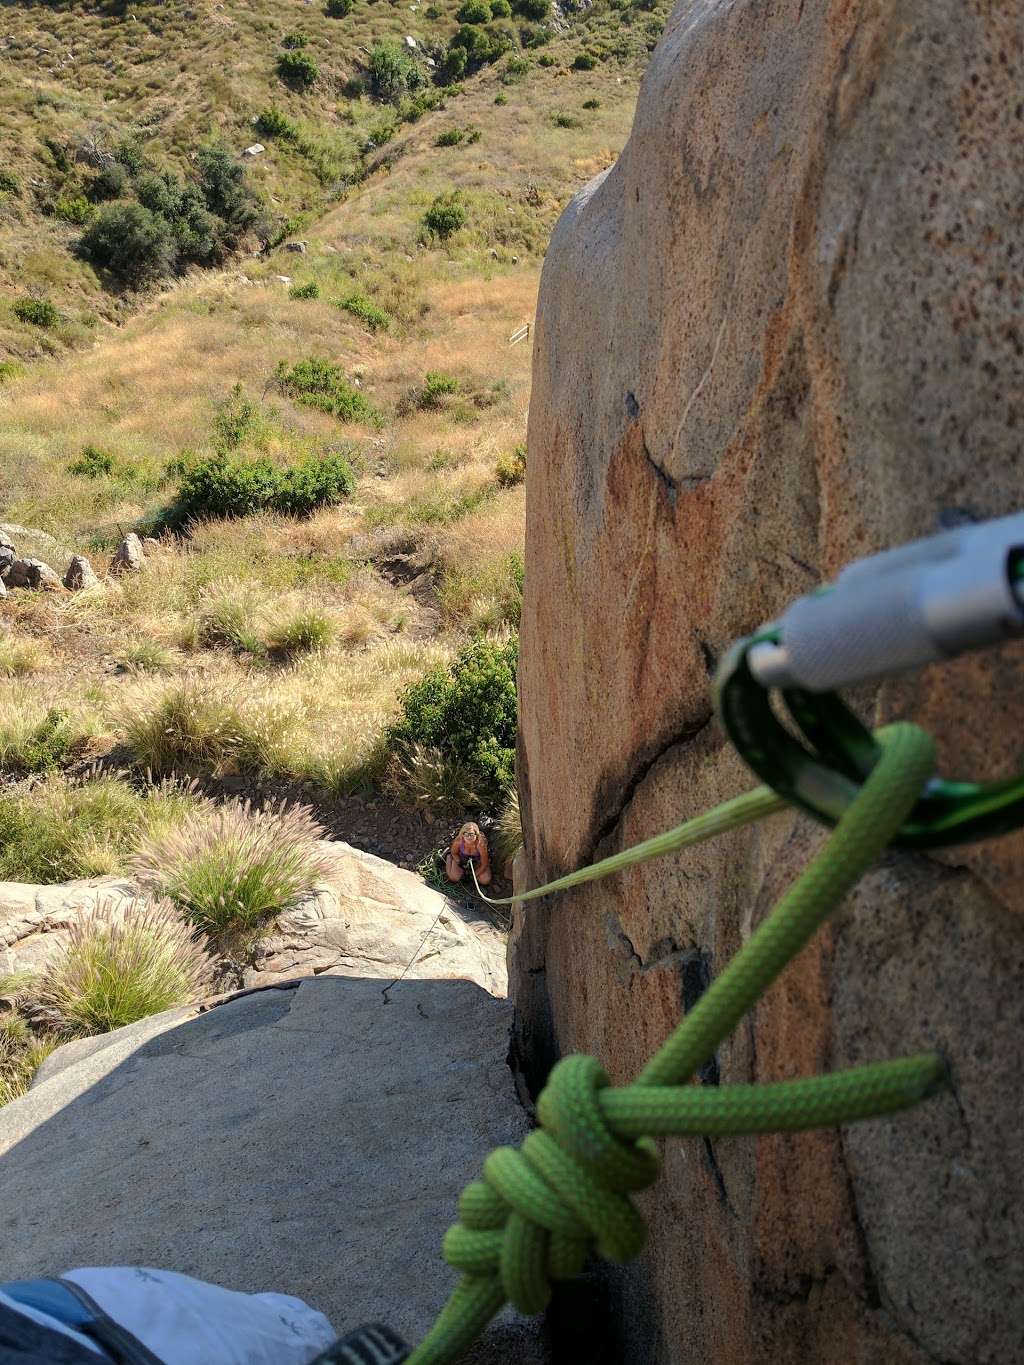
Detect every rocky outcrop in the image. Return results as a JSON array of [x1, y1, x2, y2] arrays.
[[110, 532, 147, 575], [513, 3, 1024, 1363], [1, 840, 506, 996], [0, 977, 545, 1362], [64, 554, 100, 591]]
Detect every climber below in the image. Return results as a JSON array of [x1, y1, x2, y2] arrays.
[[445, 822, 492, 886]]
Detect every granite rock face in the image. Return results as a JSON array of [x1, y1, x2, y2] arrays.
[[512, 2, 1024, 1362]]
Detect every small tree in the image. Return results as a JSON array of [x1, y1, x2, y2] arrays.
[[366, 40, 424, 101], [13, 298, 59, 328], [278, 49, 319, 90], [80, 202, 176, 284], [325, 0, 353, 15], [423, 192, 467, 240], [457, 0, 492, 20]]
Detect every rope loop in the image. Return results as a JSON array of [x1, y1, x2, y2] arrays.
[[441, 1054, 661, 1315]]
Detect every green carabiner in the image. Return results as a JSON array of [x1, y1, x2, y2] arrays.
[[713, 516, 1024, 849], [714, 627, 1024, 848]]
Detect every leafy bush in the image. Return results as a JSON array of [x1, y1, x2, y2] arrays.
[[512, 0, 550, 15], [418, 370, 460, 408], [503, 54, 531, 81], [554, 112, 582, 129], [386, 634, 518, 808], [0, 361, 25, 384], [339, 293, 391, 331], [450, 22, 514, 68], [326, 0, 354, 14], [289, 280, 321, 300], [80, 202, 176, 284], [54, 195, 93, 225], [0, 170, 19, 195], [89, 163, 127, 201], [491, 0, 512, 13], [366, 41, 425, 102], [573, 51, 598, 69], [583, 97, 601, 109], [425, 3, 442, 14], [278, 49, 319, 90], [164, 447, 355, 527], [457, 0, 492, 20], [281, 30, 308, 48], [133, 799, 333, 938], [33, 898, 213, 1038], [256, 106, 300, 140], [277, 357, 380, 424], [443, 45, 469, 79], [495, 442, 526, 486], [536, 50, 555, 64], [115, 137, 146, 175], [68, 443, 116, 478], [435, 127, 465, 147], [195, 144, 262, 241], [423, 192, 467, 240], [13, 298, 59, 328], [212, 384, 275, 453]]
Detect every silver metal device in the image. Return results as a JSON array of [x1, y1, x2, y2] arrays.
[[747, 512, 1024, 692]]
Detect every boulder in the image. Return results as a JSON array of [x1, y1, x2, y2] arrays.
[[243, 143, 265, 157], [110, 532, 147, 574], [513, 3, 1024, 1364], [0, 576, 6, 600], [285, 240, 308, 254], [8, 557, 61, 591], [0, 546, 14, 581], [0, 977, 545, 1362], [63, 554, 100, 591]]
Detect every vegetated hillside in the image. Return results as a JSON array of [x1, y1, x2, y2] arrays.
[[0, 0, 664, 358], [0, 0, 661, 921]]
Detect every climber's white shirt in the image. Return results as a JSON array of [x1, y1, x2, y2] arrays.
[[61, 1267, 336, 1363]]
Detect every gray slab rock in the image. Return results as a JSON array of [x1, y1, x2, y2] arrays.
[[64, 554, 100, 591], [0, 977, 546, 1362], [110, 533, 147, 575]]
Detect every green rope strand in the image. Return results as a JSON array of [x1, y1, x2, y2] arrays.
[[469, 784, 785, 906], [407, 723, 943, 1365]]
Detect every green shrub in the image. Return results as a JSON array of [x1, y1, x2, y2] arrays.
[[80, 202, 176, 284], [423, 192, 467, 240], [115, 137, 146, 176], [68, 444, 116, 478], [34, 899, 213, 1038], [536, 51, 554, 65], [54, 195, 93, 225], [495, 442, 526, 486], [278, 49, 319, 90], [512, 0, 549, 15], [289, 280, 321, 300], [326, 0, 354, 14], [494, 92, 508, 104], [415, 370, 460, 410], [277, 357, 380, 424], [435, 127, 465, 147], [164, 447, 355, 527], [450, 21, 514, 68], [554, 112, 582, 128], [89, 163, 127, 201], [457, 0, 492, 20], [503, 54, 531, 82], [572, 51, 598, 69], [256, 106, 300, 140], [0, 361, 25, 384], [443, 45, 469, 79], [0, 171, 19, 195], [213, 384, 275, 453], [133, 799, 333, 938], [582, 97, 601, 109], [0, 1019, 55, 1108], [13, 298, 59, 328], [196, 582, 266, 656], [195, 144, 262, 241], [522, 23, 553, 47], [425, 3, 441, 14], [339, 293, 391, 331], [491, 0, 512, 14], [366, 41, 424, 102], [281, 30, 308, 48], [386, 634, 518, 808]]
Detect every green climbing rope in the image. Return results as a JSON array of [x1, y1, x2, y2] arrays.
[[407, 723, 943, 1365], [469, 784, 786, 907]]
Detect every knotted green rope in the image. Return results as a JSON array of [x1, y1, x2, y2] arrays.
[[407, 723, 945, 1364]]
